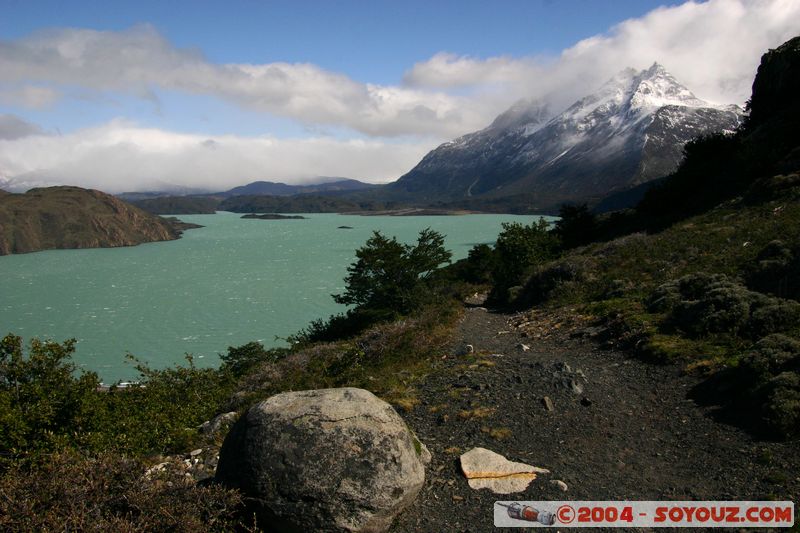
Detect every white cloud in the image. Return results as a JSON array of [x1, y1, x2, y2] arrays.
[[0, 120, 434, 192], [0, 25, 483, 138], [0, 0, 797, 192], [403, 52, 543, 89], [0, 85, 60, 109], [2, 1, 796, 141], [0, 114, 44, 140], [405, 0, 800, 110]]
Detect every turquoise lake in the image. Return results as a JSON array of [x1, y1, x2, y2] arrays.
[[0, 212, 552, 382]]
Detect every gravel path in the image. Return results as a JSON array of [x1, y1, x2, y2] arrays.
[[390, 307, 799, 532]]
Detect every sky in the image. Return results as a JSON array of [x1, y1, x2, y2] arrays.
[[0, 0, 798, 193]]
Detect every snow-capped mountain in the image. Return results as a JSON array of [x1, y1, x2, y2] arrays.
[[391, 63, 743, 211]]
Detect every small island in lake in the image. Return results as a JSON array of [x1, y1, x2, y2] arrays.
[[241, 213, 307, 220]]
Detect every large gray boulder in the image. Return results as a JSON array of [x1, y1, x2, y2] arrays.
[[214, 387, 426, 533]]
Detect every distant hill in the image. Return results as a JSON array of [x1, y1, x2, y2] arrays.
[[0, 186, 198, 255], [128, 178, 378, 215], [217, 194, 389, 214], [391, 63, 742, 212], [129, 196, 221, 215], [220, 178, 376, 197]]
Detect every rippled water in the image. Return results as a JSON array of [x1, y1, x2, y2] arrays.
[[0, 212, 552, 382]]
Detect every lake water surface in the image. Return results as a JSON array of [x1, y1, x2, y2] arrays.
[[0, 212, 552, 382]]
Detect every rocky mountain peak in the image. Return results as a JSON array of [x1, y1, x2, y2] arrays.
[[628, 62, 708, 111], [392, 61, 743, 211]]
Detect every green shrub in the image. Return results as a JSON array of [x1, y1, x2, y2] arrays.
[[220, 341, 287, 377], [708, 334, 800, 439], [0, 334, 100, 466], [90, 356, 234, 455], [512, 257, 588, 308], [739, 334, 800, 381], [747, 239, 800, 301], [674, 284, 755, 336], [648, 273, 800, 338], [449, 243, 496, 284], [749, 300, 800, 337], [489, 218, 560, 304], [227, 302, 459, 407], [0, 333, 236, 464], [761, 371, 800, 438]]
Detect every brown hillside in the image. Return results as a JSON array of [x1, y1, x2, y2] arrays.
[[0, 186, 194, 255]]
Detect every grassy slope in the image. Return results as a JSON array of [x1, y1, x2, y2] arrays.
[[520, 186, 800, 366]]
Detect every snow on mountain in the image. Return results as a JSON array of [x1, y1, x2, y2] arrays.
[[392, 63, 743, 210]]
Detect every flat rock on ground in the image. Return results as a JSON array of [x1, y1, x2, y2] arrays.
[[388, 307, 800, 533]]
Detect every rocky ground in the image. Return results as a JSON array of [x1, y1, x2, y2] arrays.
[[389, 306, 799, 532]]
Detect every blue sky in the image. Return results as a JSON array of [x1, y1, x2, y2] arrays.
[[0, 0, 798, 192], [2, 0, 668, 82]]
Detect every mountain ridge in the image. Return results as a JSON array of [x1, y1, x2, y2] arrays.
[[391, 62, 743, 211]]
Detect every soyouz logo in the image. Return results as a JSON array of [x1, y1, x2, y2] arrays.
[[494, 501, 795, 528]]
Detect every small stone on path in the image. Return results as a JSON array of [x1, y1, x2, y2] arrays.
[[459, 447, 549, 494], [542, 396, 554, 411]]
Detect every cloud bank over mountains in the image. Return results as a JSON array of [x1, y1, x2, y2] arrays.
[[404, 0, 800, 112], [0, 120, 430, 193], [0, 0, 798, 192]]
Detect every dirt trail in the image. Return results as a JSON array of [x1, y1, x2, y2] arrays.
[[390, 307, 799, 532]]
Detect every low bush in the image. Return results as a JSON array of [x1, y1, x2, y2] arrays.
[[648, 273, 800, 338], [699, 334, 800, 439], [747, 239, 800, 301], [0, 334, 101, 466], [738, 334, 800, 380], [0, 450, 247, 532], [89, 357, 234, 455], [512, 257, 589, 309], [220, 341, 287, 377], [0, 334, 235, 467], [760, 371, 800, 438]]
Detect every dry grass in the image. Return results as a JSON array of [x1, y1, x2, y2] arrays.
[[427, 403, 448, 414], [0, 450, 249, 532], [388, 393, 420, 413], [481, 426, 513, 440], [447, 387, 470, 399], [458, 406, 495, 420]]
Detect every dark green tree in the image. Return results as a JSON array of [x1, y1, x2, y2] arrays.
[[554, 203, 598, 249], [459, 243, 497, 284], [333, 228, 452, 317], [490, 218, 560, 303]]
